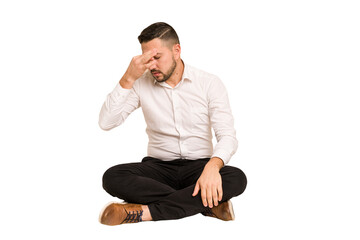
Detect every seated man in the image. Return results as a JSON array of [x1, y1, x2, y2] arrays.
[[98, 22, 247, 225]]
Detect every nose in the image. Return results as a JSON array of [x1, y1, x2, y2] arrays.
[[149, 61, 157, 70]]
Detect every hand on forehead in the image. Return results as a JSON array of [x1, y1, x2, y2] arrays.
[[141, 48, 158, 63]]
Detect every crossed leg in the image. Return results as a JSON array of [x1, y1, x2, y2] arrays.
[[102, 157, 247, 221]]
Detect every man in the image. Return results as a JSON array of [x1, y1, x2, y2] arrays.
[[98, 22, 247, 225]]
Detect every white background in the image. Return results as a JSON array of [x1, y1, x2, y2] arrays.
[[1, 0, 359, 239]]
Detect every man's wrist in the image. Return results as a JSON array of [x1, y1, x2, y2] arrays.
[[119, 75, 134, 89], [205, 157, 224, 171]]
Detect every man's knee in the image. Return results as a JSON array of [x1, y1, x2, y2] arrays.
[[102, 163, 141, 198], [233, 168, 247, 196], [102, 166, 117, 195], [221, 166, 247, 197], [102, 165, 128, 193]]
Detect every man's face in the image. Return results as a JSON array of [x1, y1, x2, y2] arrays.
[[141, 38, 178, 82]]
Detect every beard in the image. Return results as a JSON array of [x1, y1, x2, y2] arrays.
[[151, 58, 177, 83]]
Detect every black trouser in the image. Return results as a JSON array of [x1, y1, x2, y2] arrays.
[[102, 157, 247, 221]]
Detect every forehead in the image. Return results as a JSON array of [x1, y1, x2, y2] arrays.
[[141, 38, 171, 53]]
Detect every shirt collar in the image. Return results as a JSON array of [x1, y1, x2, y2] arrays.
[[182, 62, 192, 82]]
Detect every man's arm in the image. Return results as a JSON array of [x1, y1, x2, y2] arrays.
[[98, 49, 158, 130], [98, 84, 140, 130], [192, 76, 238, 208], [208, 76, 238, 165]]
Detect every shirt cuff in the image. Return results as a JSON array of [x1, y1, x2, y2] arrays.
[[211, 150, 232, 165]]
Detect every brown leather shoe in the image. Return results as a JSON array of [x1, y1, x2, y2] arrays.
[[99, 202, 143, 226], [202, 200, 235, 221]]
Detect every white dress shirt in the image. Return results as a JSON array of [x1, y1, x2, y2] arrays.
[[99, 63, 238, 164]]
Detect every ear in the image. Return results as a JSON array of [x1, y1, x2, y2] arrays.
[[172, 44, 181, 60]]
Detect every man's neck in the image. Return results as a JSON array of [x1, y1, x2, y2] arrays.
[[165, 59, 184, 88]]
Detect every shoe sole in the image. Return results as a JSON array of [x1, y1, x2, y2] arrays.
[[227, 200, 235, 220]]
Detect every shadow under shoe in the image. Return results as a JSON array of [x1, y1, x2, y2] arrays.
[[99, 202, 143, 226], [201, 200, 235, 221]]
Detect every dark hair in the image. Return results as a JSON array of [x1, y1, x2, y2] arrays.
[[138, 22, 180, 46]]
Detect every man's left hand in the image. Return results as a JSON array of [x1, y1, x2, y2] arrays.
[[192, 157, 224, 208]]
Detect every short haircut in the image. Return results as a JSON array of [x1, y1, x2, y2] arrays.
[[138, 22, 180, 47]]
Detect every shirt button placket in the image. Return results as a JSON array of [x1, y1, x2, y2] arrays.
[[172, 89, 183, 156], [174, 89, 189, 159]]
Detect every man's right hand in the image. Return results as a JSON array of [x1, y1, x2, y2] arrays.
[[119, 48, 158, 89]]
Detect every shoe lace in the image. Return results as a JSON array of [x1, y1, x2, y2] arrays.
[[124, 210, 143, 223]]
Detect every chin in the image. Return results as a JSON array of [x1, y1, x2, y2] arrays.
[[155, 77, 167, 83], [152, 75, 164, 82]]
